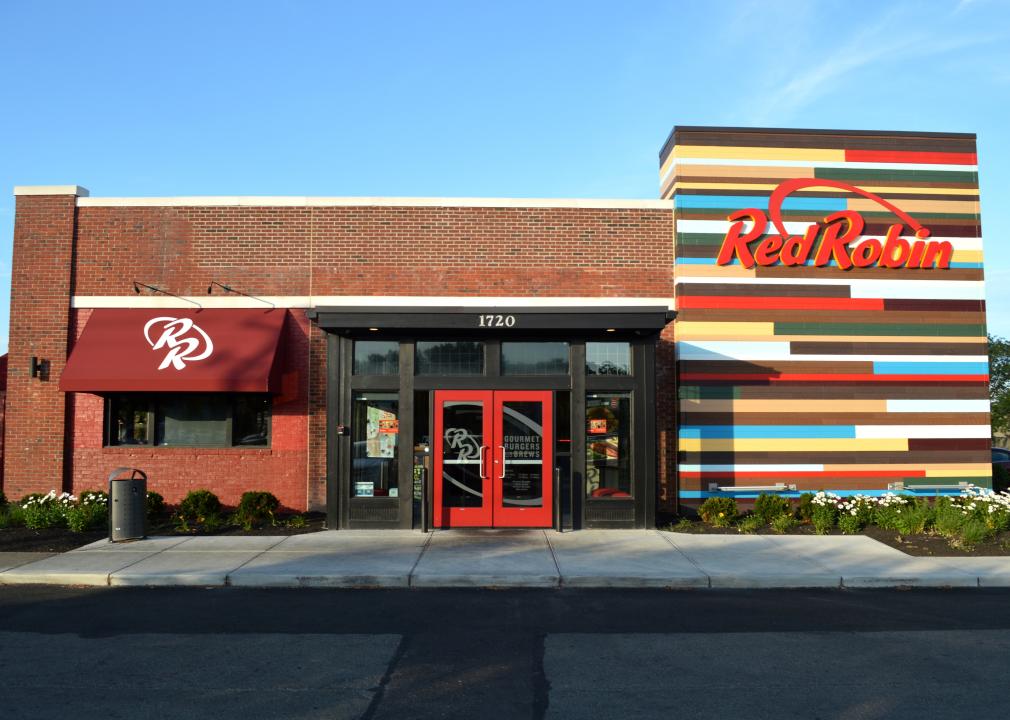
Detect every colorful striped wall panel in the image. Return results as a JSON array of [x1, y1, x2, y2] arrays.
[[661, 126, 990, 501]]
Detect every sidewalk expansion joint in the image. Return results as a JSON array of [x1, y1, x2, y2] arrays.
[[406, 531, 435, 588], [543, 531, 563, 588], [654, 530, 713, 589], [223, 536, 292, 587], [105, 538, 193, 586]]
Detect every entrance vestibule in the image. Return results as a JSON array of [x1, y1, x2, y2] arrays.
[[310, 305, 672, 530]]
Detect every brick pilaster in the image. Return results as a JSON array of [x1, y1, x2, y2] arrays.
[[3, 186, 84, 499]]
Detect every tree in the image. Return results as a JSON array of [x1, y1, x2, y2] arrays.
[[990, 334, 1010, 437]]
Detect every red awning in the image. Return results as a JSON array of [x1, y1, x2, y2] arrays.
[[60, 309, 288, 393]]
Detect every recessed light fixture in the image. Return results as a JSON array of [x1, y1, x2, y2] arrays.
[[606, 328, 616, 333], [368, 327, 379, 331]]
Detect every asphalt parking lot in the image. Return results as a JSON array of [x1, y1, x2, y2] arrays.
[[3, 586, 1010, 719]]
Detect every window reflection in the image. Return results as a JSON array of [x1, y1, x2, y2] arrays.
[[586, 342, 631, 376], [585, 393, 631, 498], [351, 393, 399, 497], [353, 340, 399, 375], [416, 341, 484, 375], [501, 342, 569, 375]]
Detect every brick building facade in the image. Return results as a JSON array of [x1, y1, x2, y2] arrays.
[[2, 126, 991, 528]]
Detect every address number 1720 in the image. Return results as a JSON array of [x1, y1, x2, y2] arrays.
[[478, 314, 516, 328]]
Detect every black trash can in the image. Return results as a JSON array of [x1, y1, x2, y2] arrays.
[[108, 468, 147, 542]]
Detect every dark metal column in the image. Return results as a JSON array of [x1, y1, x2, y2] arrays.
[[570, 342, 586, 530], [325, 332, 341, 530]]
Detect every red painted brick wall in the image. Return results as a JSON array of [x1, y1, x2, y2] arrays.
[[8, 201, 676, 512], [65, 309, 311, 510]]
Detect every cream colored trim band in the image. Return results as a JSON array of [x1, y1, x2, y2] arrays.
[[71, 295, 676, 310], [76, 196, 673, 210]]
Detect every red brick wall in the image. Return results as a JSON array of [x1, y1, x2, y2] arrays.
[[72, 206, 673, 298], [8, 201, 675, 511], [4, 194, 77, 499]]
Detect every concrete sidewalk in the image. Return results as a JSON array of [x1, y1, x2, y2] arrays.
[[1, 529, 1008, 589]]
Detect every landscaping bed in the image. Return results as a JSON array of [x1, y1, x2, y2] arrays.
[[0, 488, 328, 554], [665, 517, 1010, 556], [665, 489, 1010, 557]]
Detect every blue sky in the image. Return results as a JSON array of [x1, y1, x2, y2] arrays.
[[1, 0, 1008, 352]]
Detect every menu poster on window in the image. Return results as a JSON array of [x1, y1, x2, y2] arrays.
[[589, 418, 608, 435], [589, 438, 619, 461], [367, 405, 397, 458]]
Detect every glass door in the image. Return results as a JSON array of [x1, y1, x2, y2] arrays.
[[492, 391, 553, 527], [433, 390, 553, 528], [433, 391, 493, 527]]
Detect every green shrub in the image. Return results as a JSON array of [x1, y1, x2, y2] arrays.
[[146, 491, 166, 519], [771, 514, 798, 534], [837, 512, 863, 535], [737, 514, 763, 534], [933, 501, 966, 539], [753, 493, 791, 525], [21, 491, 74, 530], [0, 489, 7, 506], [174, 489, 223, 532], [810, 492, 840, 534], [893, 501, 933, 536], [984, 503, 1010, 533], [836, 496, 875, 535], [955, 519, 991, 549], [79, 489, 108, 505], [62, 489, 109, 533], [698, 497, 738, 527], [285, 514, 308, 529], [0, 504, 25, 528], [873, 493, 910, 531], [796, 493, 815, 522], [233, 491, 280, 531], [65, 503, 108, 532]]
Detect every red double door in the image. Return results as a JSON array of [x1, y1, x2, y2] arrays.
[[433, 390, 553, 528]]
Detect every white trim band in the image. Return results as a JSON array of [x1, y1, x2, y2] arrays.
[[72, 295, 677, 310], [76, 196, 674, 210]]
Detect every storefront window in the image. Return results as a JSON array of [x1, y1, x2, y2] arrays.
[[156, 395, 229, 446], [106, 394, 271, 447], [351, 392, 399, 497], [353, 340, 399, 375], [586, 342, 631, 376], [501, 342, 569, 375], [585, 393, 631, 498], [111, 396, 151, 445], [233, 395, 271, 445], [416, 341, 484, 375]]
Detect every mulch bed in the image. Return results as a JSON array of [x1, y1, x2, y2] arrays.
[[863, 526, 1010, 557], [0, 512, 329, 554], [0, 527, 109, 553], [665, 521, 1010, 557]]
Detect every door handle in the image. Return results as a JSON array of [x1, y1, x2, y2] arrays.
[[479, 445, 488, 479], [499, 445, 506, 479]]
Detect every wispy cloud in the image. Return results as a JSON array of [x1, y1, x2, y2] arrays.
[[743, 3, 1001, 124]]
